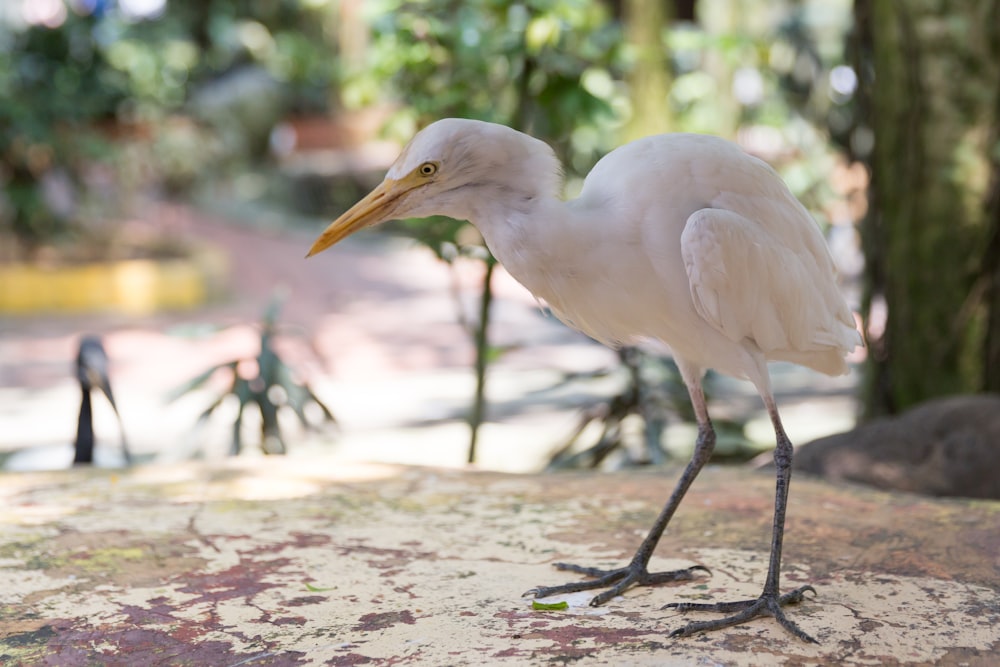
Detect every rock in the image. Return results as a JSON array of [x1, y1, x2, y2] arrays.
[[793, 394, 1000, 499]]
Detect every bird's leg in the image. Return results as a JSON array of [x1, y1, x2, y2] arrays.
[[666, 396, 818, 643], [525, 380, 715, 606]]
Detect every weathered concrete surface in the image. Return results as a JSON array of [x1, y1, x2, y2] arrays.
[[0, 459, 997, 666]]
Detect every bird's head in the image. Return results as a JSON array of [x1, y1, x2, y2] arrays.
[[307, 118, 560, 257]]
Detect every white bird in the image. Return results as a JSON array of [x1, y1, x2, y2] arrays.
[[307, 118, 862, 642]]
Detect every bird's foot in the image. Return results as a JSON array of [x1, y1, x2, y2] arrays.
[[525, 562, 709, 607], [665, 585, 818, 643]]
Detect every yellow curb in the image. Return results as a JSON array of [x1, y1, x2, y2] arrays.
[[0, 247, 228, 315]]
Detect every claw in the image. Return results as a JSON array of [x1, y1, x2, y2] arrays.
[[665, 585, 819, 643], [526, 561, 709, 605], [783, 585, 816, 602]]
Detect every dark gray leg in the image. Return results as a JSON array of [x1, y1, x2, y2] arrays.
[[525, 379, 714, 605], [665, 397, 818, 643]]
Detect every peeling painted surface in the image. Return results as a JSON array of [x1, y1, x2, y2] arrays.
[[0, 460, 997, 665]]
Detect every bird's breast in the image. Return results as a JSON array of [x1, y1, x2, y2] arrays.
[[501, 227, 702, 353]]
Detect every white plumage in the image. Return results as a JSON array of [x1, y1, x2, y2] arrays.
[[308, 118, 862, 642]]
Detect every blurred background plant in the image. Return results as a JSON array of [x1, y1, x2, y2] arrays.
[[167, 291, 337, 457]]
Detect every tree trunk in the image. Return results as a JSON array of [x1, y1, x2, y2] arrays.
[[859, 0, 1000, 417], [981, 50, 1000, 392], [623, 0, 674, 140]]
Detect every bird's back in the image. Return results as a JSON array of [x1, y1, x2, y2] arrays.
[[545, 133, 860, 378]]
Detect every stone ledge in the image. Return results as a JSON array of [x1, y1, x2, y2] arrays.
[[0, 459, 997, 665], [0, 245, 228, 315]]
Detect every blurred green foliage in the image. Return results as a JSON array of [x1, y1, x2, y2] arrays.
[[352, 0, 628, 255], [351, 0, 855, 244], [1, 9, 114, 250], [352, 0, 624, 158], [0, 0, 337, 254], [0, 0, 855, 254]]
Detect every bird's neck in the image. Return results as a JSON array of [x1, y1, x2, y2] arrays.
[[472, 191, 566, 265], [469, 190, 595, 313]]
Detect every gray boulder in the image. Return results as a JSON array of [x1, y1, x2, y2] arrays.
[[792, 394, 1000, 499]]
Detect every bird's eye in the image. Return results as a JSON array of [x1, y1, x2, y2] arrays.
[[418, 162, 438, 177]]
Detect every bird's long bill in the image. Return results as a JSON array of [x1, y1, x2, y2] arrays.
[[306, 175, 409, 257]]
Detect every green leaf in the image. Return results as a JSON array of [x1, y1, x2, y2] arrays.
[[532, 600, 569, 611], [305, 582, 336, 592], [525, 15, 561, 54]]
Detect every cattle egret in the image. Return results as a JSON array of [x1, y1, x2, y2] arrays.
[[307, 118, 862, 642]]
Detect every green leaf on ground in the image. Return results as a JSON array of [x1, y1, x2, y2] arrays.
[[304, 582, 336, 592], [532, 600, 569, 611]]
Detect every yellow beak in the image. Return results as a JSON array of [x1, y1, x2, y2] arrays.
[[306, 174, 420, 258]]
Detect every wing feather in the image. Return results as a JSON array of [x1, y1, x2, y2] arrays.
[[681, 208, 860, 373]]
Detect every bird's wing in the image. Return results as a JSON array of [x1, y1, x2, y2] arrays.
[[680, 208, 858, 356]]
